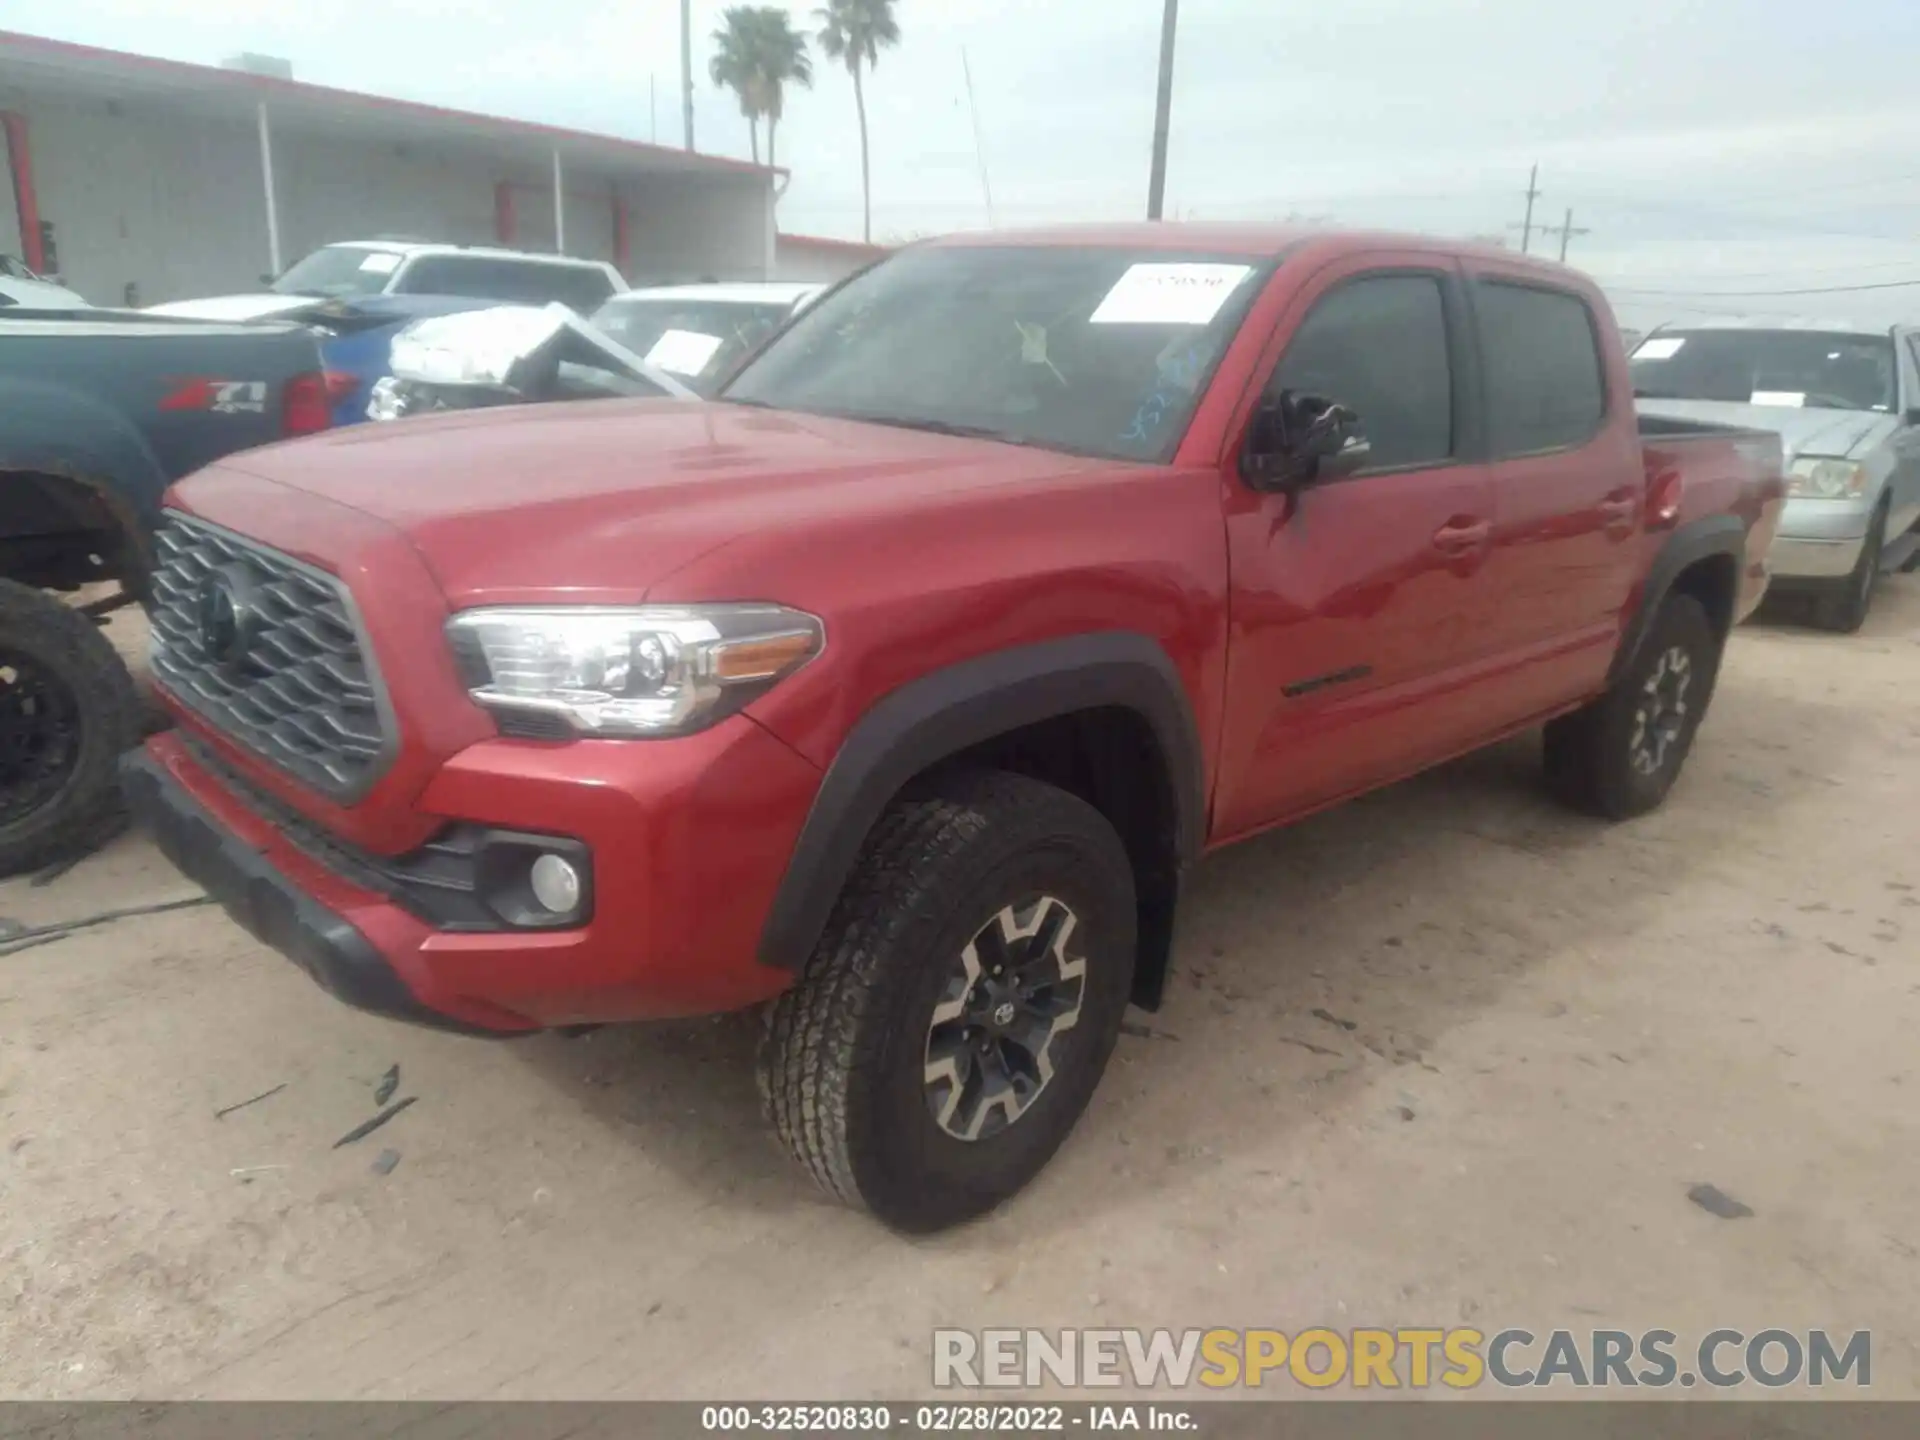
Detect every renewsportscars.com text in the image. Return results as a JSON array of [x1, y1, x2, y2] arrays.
[[932, 1327, 1871, 1390]]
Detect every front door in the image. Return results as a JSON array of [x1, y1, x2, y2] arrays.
[[1213, 260, 1499, 839]]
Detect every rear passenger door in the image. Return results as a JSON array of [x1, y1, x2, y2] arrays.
[[1214, 259, 1499, 837], [1468, 271, 1642, 717]]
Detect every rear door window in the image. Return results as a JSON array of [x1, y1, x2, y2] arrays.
[[395, 256, 616, 311], [1476, 282, 1606, 456]]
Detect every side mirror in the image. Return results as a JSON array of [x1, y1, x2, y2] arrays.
[[1242, 391, 1371, 492], [1905, 406, 1920, 427]]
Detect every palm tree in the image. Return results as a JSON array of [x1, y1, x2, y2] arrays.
[[752, 8, 813, 176], [709, 6, 769, 164], [816, 0, 901, 243], [709, 7, 813, 172]]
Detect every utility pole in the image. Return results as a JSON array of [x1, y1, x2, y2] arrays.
[[680, 0, 695, 151], [1511, 163, 1542, 254], [960, 48, 997, 228], [1146, 0, 1178, 220], [1552, 207, 1591, 262]]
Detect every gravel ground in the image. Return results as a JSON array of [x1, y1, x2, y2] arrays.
[[1, 579, 1916, 1400]]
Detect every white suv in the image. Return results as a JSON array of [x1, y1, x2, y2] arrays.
[[149, 241, 627, 322]]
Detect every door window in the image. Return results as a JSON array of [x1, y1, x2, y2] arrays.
[[1266, 274, 1454, 471], [1477, 282, 1606, 456]]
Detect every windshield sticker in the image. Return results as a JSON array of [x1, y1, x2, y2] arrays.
[[1751, 390, 1807, 407], [357, 252, 402, 275], [1090, 263, 1254, 326], [1633, 337, 1685, 360], [645, 329, 727, 375]]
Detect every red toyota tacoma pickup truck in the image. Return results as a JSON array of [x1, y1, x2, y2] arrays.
[[122, 226, 1784, 1231]]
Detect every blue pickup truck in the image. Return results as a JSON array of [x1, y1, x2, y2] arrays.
[[0, 308, 328, 874]]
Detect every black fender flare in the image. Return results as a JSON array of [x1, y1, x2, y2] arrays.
[[756, 631, 1206, 974], [1, 378, 170, 587], [1607, 515, 1745, 688]]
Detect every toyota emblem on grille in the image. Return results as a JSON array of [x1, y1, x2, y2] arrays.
[[198, 564, 260, 671]]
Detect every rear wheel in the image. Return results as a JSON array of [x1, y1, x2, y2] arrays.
[[1810, 499, 1887, 634], [0, 580, 141, 877], [758, 771, 1136, 1232], [1544, 592, 1720, 821]]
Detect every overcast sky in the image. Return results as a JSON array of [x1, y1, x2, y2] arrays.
[[7, 0, 1920, 329]]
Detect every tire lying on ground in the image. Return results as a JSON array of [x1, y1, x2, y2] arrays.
[[759, 770, 1137, 1233], [0, 578, 142, 878]]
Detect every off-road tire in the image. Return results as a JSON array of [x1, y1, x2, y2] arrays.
[[0, 579, 142, 877], [1810, 498, 1887, 634], [1543, 592, 1720, 821], [758, 770, 1137, 1232]]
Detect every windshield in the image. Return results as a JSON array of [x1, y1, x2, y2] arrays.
[[721, 245, 1269, 462], [590, 297, 793, 394], [1631, 329, 1896, 412], [272, 246, 407, 299]]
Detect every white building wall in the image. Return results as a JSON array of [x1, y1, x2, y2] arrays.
[[1, 80, 775, 304], [772, 240, 885, 283], [623, 175, 773, 284], [272, 128, 498, 264], [8, 92, 270, 305]]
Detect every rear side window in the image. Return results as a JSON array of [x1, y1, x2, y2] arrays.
[[1477, 282, 1606, 456], [1267, 273, 1454, 470], [395, 256, 617, 312]]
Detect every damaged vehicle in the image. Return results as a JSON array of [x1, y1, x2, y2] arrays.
[[125, 226, 1785, 1230], [368, 282, 819, 418], [364, 303, 696, 420]]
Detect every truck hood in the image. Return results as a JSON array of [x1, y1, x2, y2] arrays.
[[205, 398, 1118, 606], [1636, 399, 1895, 462], [147, 293, 325, 323]]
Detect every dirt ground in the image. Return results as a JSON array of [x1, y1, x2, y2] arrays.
[[2, 579, 1917, 1402]]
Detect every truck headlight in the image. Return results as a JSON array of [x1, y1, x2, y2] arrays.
[[1788, 457, 1868, 499], [446, 604, 822, 737]]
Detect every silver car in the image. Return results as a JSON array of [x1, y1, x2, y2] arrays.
[[1633, 318, 1920, 631]]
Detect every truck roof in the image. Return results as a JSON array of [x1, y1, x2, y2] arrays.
[[1650, 314, 1909, 338], [324, 240, 616, 268], [924, 222, 1570, 274]]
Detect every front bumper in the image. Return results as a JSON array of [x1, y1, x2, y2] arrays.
[[121, 746, 498, 1034], [1767, 497, 1873, 581], [123, 716, 823, 1033]]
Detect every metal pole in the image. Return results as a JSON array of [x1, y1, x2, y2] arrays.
[[960, 48, 996, 228], [1146, 0, 1178, 220], [680, 0, 695, 151], [1558, 207, 1572, 262], [651, 74, 658, 145], [1519, 163, 1539, 255], [256, 102, 282, 276], [552, 149, 566, 254]]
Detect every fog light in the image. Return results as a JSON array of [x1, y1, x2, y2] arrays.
[[529, 853, 582, 915]]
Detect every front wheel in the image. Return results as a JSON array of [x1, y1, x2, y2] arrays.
[[1810, 499, 1887, 634], [0, 579, 142, 877], [1544, 592, 1720, 821], [758, 771, 1137, 1232]]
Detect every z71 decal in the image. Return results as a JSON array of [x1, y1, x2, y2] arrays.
[[159, 379, 268, 414]]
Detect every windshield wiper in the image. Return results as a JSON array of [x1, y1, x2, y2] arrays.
[[836, 413, 1024, 444]]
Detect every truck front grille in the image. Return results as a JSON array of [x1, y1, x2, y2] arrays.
[[148, 513, 393, 801]]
